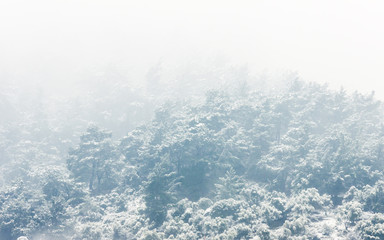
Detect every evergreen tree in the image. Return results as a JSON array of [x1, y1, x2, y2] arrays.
[[67, 125, 122, 194]]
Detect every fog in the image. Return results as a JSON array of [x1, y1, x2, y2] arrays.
[[3, 1, 384, 239], [1, 0, 384, 97]]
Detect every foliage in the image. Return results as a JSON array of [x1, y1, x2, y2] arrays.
[[67, 125, 123, 194], [2, 80, 384, 239]]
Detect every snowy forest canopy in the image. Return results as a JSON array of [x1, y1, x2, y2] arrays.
[[1, 73, 384, 240]]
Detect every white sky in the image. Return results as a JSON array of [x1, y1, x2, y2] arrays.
[[0, 0, 384, 97]]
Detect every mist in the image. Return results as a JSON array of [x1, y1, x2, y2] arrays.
[[2, 1, 384, 240], [1, 0, 384, 97]]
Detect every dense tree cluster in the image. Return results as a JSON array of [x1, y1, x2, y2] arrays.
[[1, 80, 384, 239]]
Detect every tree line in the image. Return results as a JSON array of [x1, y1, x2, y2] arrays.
[[1, 81, 384, 239]]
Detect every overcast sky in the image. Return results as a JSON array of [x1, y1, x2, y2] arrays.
[[1, 0, 383, 97]]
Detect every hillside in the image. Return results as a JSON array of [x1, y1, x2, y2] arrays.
[[1, 81, 384, 239]]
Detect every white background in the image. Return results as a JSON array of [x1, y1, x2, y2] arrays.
[[1, 0, 383, 97]]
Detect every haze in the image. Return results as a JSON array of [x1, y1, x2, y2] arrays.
[[1, 0, 384, 97], [3, 1, 384, 239]]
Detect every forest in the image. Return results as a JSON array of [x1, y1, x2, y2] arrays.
[[1, 76, 384, 240]]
